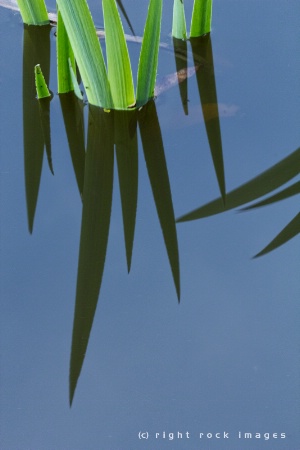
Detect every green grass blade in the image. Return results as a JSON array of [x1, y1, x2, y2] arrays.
[[138, 101, 180, 301], [114, 110, 138, 271], [56, 0, 112, 108], [136, 0, 163, 107], [57, 9, 76, 94], [34, 64, 51, 98], [172, 0, 187, 40], [69, 106, 114, 405], [190, 35, 226, 202], [254, 213, 300, 258], [16, 0, 49, 25], [190, 0, 212, 37], [102, 0, 135, 109], [240, 181, 300, 211], [177, 147, 300, 222], [68, 60, 83, 101]]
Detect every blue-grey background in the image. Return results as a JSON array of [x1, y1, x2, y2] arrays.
[[1, 1, 299, 449]]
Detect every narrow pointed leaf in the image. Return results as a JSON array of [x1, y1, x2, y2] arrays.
[[240, 181, 300, 211], [35, 64, 51, 98], [254, 213, 300, 258], [138, 101, 180, 300], [69, 106, 114, 405], [38, 97, 53, 174], [190, 0, 212, 37], [114, 111, 138, 271], [23, 25, 50, 233], [102, 0, 135, 109], [116, 0, 135, 35], [56, 0, 112, 108], [57, 9, 76, 94], [177, 147, 300, 222], [59, 92, 86, 197], [191, 35, 226, 202], [173, 37, 189, 115], [16, 0, 49, 25], [68, 60, 83, 101], [172, 0, 187, 40], [136, 0, 163, 107]]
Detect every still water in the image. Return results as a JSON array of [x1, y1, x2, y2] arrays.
[[1, 1, 299, 449]]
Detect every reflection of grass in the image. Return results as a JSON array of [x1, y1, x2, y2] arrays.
[[177, 147, 300, 257], [69, 102, 180, 404]]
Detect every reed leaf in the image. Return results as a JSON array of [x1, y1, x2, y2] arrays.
[[16, 0, 49, 25], [102, 0, 135, 109], [172, 0, 187, 40], [56, 0, 112, 108], [190, 0, 213, 37], [240, 181, 300, 211], [70, 106, 114, 405], [114, 111, 138, 271], [254, 213, 300, 258], [177, 147, 300, 222], [57, 9, 76, 94], [136, 0, 163, 107], [34, 64, 50, 99], [139, 101, 180, 300]]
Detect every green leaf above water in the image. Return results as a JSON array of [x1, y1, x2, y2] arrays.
[[16, 0, 49, 25], [190, 0, 213, 37], [136, 0, 163, 107], [172, 0, 187, 40], [102, 0, 135, 109], [56, 0, 112, 108]]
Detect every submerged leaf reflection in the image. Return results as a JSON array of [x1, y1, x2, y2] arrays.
[[177, 147, 300, 256], [70, 106, 114, 405], [22, 24, 51, 233]]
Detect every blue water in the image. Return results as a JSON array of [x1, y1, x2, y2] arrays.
[[0, 1, 299, 449]]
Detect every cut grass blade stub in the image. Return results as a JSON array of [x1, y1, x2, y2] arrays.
[[35, 64, 51, 98], [172, 0, 187, 40]]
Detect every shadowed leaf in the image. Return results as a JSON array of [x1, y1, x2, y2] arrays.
[[240, 181, 300, 211], [138, 101, 180, 300], [177, 147, 300, 222], [23, 25, 51, 233], [114, 111, 138, 272], [38, 97, 53, 174], [59, 92, 86, 197], [254, 213, 300, 258], [190, 35, 226, 202], [69, 106, 114, 405], [173, 37, 189, 115]]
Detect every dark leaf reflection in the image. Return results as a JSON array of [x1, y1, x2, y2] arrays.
[[177, 147, 300, 257], [22, 24, 51, 233]]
